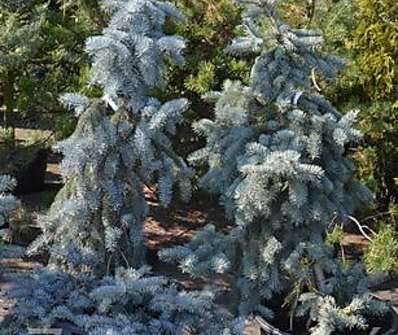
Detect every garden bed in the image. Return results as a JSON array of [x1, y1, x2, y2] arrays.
[[1, 183, 397, 334], [0, 133, 397, 335]]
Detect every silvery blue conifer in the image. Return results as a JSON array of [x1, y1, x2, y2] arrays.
[[28, 0, 193, 274], [9, 1, 229, 334], [0, 175, 18, 228], [160, 0, 387, 333]]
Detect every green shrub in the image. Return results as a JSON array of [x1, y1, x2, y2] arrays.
[[171, 0, 249, 95], [326, 226, 345, 247], [0, 1, 101, 137], [346, 0, 398, 207], [354, 102, 398, 204], [352, 0, 398, 100], [162, 0, 250, 154], [364, 224, 398, 273]]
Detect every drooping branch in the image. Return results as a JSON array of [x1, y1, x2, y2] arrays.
[[254, 316, 291, 335]]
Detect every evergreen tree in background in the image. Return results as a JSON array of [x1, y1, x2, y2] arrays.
[[58, 0, 105, 27], [0, 0, 43, 134], [350, 0, 398, 207], [162, 0, 250, 155], [0, 0, 102, 138], [9, 1, 228, 334], [0, 175, 18, 228], [161, 0, 387, 333]]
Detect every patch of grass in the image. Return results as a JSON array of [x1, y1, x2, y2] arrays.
[[364, 225, 398, 274], [326, 226, 345, 247]]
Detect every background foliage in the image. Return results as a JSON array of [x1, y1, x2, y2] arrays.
[[0, 0, 102, 138], [162, 0, 251, 155], [0, 0, 397, 331]]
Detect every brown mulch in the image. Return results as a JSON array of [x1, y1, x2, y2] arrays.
[[144, 186, 232, 251]]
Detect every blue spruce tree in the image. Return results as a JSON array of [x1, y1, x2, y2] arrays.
[[160, 0, 388, 334], [0, 175, 18, 228], [9, 1, 229, 334], [28, 0, 194, 276]]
